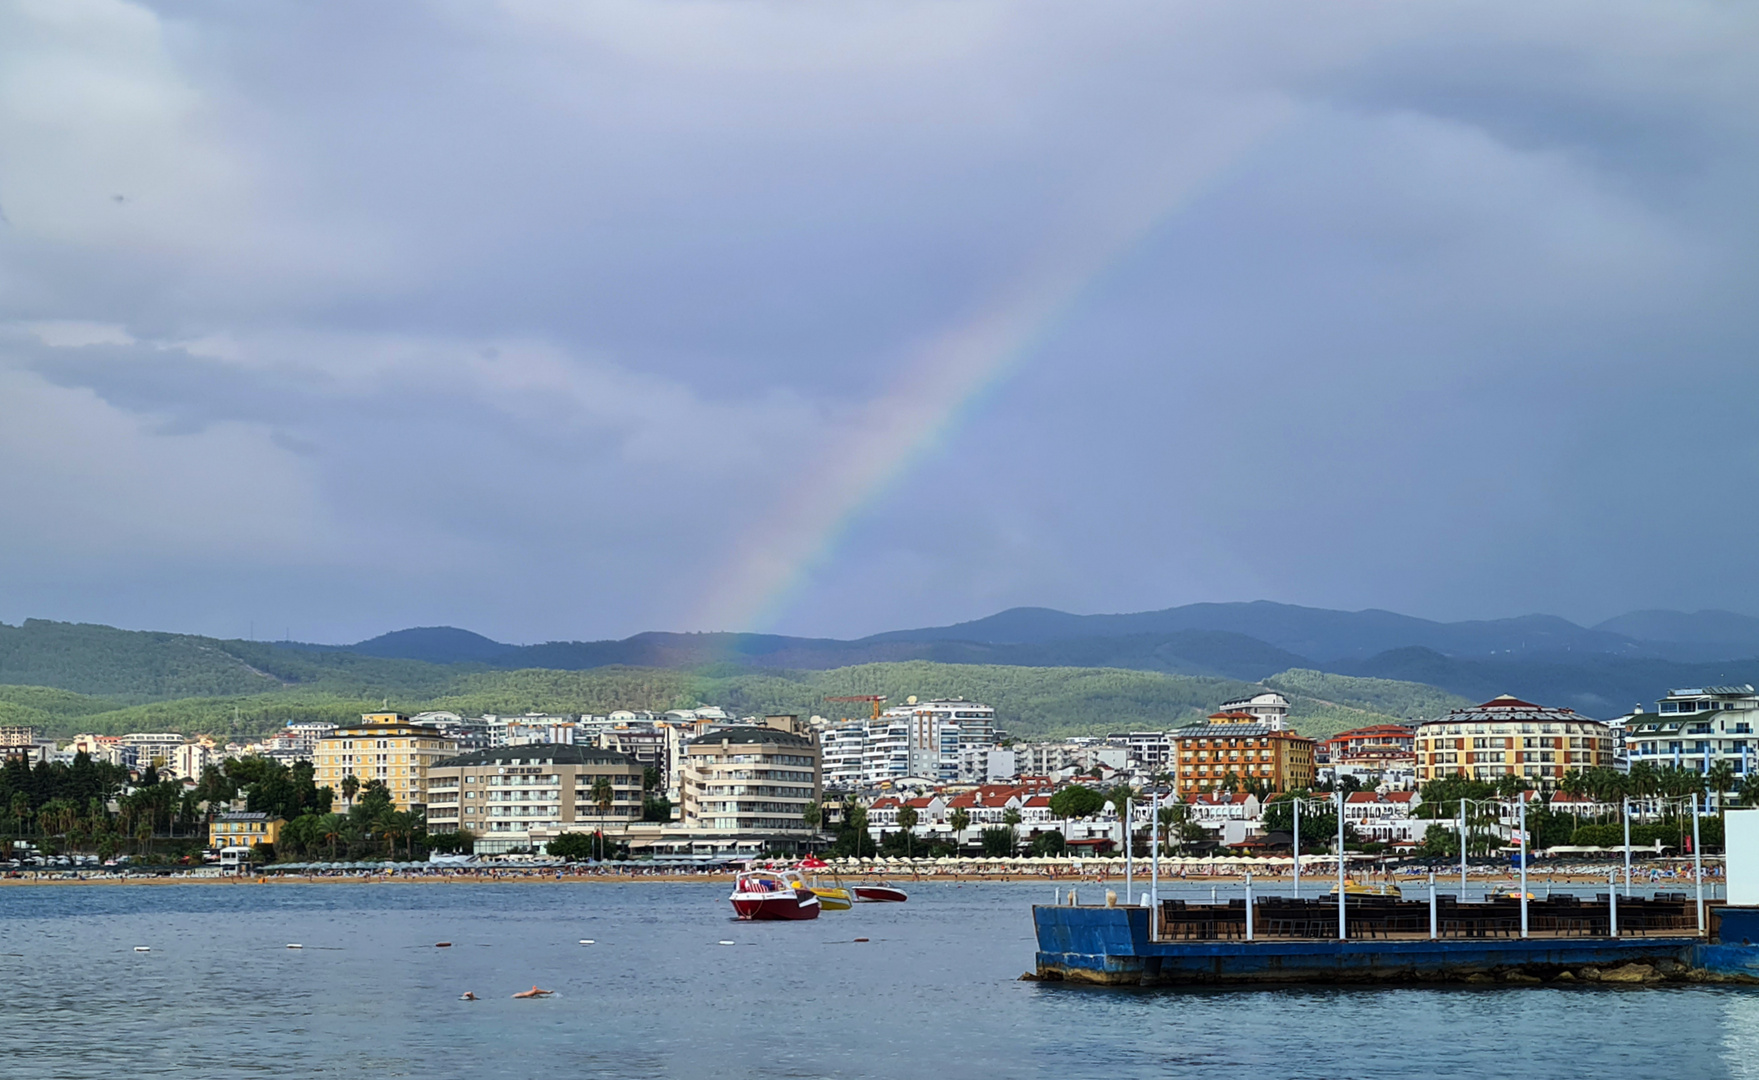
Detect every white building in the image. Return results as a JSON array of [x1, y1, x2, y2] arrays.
[[1623, 686, 1759, 797], [1216, 692, 1291, 730]]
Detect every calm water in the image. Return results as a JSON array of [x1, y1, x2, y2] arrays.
[[3, 880, 1758, 1079]]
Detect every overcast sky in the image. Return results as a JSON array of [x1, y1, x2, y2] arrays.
[[2, 1, 1756, 644]]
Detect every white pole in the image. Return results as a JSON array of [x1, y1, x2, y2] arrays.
[[1608, 869, 1618, 938], [1429, 872, 1437, 940], [1293, 797, 1301, 899], [1693, 793, 1705, 937], [1622, 796, 1632, 898], [1518, 796, 1529, 939], [1459, 798, 1468, 901], [1150, 792, 1160, 940], [1336, 790, 1346, 941], [1245, 871, 1254, 941], [1124, 796, 1133, 905]]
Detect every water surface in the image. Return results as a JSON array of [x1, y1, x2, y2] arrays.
[[2, 880, 1755, 1079]]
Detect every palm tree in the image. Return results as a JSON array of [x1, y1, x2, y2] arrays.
[[1002, 807, 1022, 855], [803, 801, 822, 832], [948, 808, 971, 851], [591, 776, 615, 860], [1707, 760, 1738, 811], [845, 799, 868, 859], [340, 773, 360, 808], [1107, 784, 1136, 857], [896, 805, 919, 858]]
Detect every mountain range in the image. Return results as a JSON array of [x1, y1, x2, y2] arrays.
[[324, 602, 1759, 716], [4, 602, 1759, 736]]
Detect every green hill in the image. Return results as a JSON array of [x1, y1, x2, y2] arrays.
[[2, 659, 1467, 743]]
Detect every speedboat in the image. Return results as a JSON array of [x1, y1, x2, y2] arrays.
[[1329, 880, 1402, 898], [796, 855, 852, 910], [853, 883, 909, 903], [729, 869, 821, 920]]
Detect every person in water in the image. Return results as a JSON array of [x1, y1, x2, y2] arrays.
[[459, 992, 477, 1001], [511, 986, 553, 999]]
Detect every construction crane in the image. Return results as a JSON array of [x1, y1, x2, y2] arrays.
[[825, 695, 886, 721]]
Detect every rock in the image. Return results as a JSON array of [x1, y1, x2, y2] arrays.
[[1579, 967, 1603, 981], [1551, 970, 1577, 982], [1501, 971, 1542, 984], [1655, 958, 1682, 975], [1599, 963, 1655, 984], [1019, 972, 1041, 981], [1465, 972, 1496, 985]]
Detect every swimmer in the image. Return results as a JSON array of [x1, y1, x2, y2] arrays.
[[511, 986, 553, 999], [460, 992, 477, 1001]]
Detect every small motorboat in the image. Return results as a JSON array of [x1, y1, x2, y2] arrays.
[[730, 869, 821, 920], [1329, 880, 1402, 898], [796, 855, 852, 910], [853, 883, 908, 903]]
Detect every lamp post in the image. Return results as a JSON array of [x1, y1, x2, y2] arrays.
[[1292, 796, 1301, 899], [1336, 790, 1346, 941]]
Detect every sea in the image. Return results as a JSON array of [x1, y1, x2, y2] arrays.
[[3, 879, 1757, 1079]]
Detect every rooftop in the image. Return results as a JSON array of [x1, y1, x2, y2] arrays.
[[436, 743, 637, 768], [687, 726, 816, 749]]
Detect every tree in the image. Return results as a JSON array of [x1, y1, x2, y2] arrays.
[[896, 805, 919, 858], [1030, 830, 1066, 856], [547, 832, 596, 861], [1048, 786, 1106, 839], [980, 826, 1016, 856], [590, 776, 615, 860], [340, 774, 360, 806], [1708, 760, 1738, 811], [803, 800, 823, 831], [948, 808, 971, 849]]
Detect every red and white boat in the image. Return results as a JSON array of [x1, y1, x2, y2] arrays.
[[853, 883, 908, 903], [729, 869, 821, 920]]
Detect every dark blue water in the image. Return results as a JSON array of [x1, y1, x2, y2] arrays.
[[3, 881, 1757, 1079]]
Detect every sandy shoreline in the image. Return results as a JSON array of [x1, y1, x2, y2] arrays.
[[0, 868, 1717, 887]]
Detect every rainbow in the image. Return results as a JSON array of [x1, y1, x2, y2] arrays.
[[690, 104, 1291, 634]]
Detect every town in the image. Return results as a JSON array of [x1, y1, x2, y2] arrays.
[[2, 681, 1748, 875]]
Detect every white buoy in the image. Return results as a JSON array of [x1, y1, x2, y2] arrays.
[[717, 940, 735, 946], [286, 944, 303, 949], [579, 939, 595, 945], [133, 947, 150, 952]]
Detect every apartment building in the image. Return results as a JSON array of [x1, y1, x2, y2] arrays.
[[312, 712, 458, 812], [424, 743, 644, 855], [1414, 696, 1615, 784], [681, 721, 822, 837]]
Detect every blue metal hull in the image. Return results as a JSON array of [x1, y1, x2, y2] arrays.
[[1033, 905, 1759, 986]]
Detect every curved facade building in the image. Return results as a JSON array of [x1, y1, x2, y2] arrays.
[[1415, 695, 1614, 784]]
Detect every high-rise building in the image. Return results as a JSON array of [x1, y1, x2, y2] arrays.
[[1414, 696, 1614, 784], [425, 743, 643, 854], [681, 722, 821, 836], [1169, 711, 1315, 796]]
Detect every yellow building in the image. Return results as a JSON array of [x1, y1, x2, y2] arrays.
[[1416, 695, 1615, 783], [1170, 712, 1316, 796], [313, 713, 458, 812], [209, 811, 284, 849]]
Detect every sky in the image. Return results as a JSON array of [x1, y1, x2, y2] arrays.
[[2, 0, 1757, 645]]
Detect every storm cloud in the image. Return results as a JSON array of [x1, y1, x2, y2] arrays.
[[1, 0, 1755, 642]]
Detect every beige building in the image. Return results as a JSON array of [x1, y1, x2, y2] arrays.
[[313, 712, 457, 812], [1416, 695, 1615, 784], [680, 719, 821, 836], [1169, 711, 1316, 796], [425, 743, 644, 855]]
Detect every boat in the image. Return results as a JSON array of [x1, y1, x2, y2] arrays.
[[853, 883, 909, 903], [796, 855, 853, 910], [729, 869, 821, 920], [1322, 882, 1407, 900]]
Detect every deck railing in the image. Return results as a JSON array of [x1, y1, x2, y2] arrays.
[[1154, 895, 1697, 942]]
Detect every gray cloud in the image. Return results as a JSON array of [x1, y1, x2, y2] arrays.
[[1, 0, 1756, 642]]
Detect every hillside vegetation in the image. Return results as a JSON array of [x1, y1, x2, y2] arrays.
[[2, 659, 1463, 743]]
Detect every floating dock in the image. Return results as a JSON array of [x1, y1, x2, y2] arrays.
[[1033, 900, 1759, 986]]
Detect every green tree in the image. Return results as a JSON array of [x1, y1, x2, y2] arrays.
[[980, 826, 1015, 856], [1030, 829, 1066, 856], [948, 808, 971, 849], [803, 800, 823, 831], [1707, 760, 1738, 811], [896, 805, 919, 858], [547, 832, 596, 861], [1047, 785, 1106, 839], [340, 774, 360, 806], [844, 799, 869, 859], [590, 776, 615, 860]]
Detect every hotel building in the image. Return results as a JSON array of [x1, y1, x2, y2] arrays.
[[1169, 711, 1316, 796], [681, 720, 822, 836], [312, 712, 458, 813], [424, 743, 644, 854], [1414, 695, 1615, 784]]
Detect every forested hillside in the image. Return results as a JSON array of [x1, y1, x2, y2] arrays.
[[2, 659, 1467, 743]]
